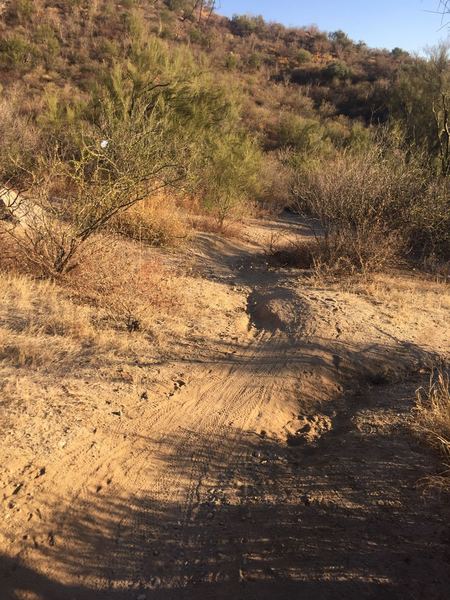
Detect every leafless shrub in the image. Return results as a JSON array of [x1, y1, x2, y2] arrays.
[[414, 365, 450, 490], [438, 1, 450, 21], [1, 114, 185, 277], [290, 144, 427, 275]]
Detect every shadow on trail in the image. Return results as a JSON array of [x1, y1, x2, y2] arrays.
[[174, 334, 438, 386], [3, 403, 449, 600]]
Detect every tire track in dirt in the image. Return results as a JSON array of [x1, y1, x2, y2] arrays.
[[20, 319, 293, 594], [98, 333, 291, 592]]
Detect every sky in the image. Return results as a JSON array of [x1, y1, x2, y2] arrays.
[[215, 1, 450, 54]]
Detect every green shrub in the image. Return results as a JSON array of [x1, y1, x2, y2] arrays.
[[247, 52, 263, 70], [123, 8, 146, 39], [0, 34, 36, 70], [7, 0, 35, 23], [324, 61, 353, 81], [34, 25, 61, 66], [297, 49, 312, 64], [329, 30, 352, 49], [9, 34, 262, 272], [225, 52, 240, 70], [0, 90, 41, 184], [200, 132, 262, 226], [230, 14, 266, 37], [36, 88, 87, 157], [96, 39, 120, 62], [275, 113, 332, 155], [389, 45, 450, 167], [391, 47, 408, 60]]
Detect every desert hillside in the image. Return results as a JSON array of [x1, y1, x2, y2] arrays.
[[0, 1, 450, 599]]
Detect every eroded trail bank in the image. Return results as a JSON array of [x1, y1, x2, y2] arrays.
[[1, 216, 449, 599]]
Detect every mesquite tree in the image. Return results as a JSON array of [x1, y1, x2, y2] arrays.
[[164, 0, 216, 21]]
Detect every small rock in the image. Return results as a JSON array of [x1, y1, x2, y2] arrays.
[[302, 494, 311, 506], [112, 410, 122, 417], [35, 467, 46, 479], [141, 391, 148, 400], [12, 484, 23, 496], [137, 594, 146, 600]]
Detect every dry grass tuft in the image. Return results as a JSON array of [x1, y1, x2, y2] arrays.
[[109, 195, 189, 247], [0, 272, 97, 370], [64, 235, 184, 333], [356, 274, 450, 313], [0, 273, 94, 339], [415, 367, 450, 489], [189, 213, 244, 239], [0, 231, 191, 373]]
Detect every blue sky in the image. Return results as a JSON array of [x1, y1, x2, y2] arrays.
[[216, 1, 449, 54]]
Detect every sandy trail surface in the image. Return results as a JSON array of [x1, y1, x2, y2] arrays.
[[1, 215, 450, 599]]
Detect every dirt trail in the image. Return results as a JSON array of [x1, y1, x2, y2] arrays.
[[1, 215, 450, 599]]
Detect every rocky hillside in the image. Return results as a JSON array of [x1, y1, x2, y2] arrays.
[[0, 0, 411, 147]]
